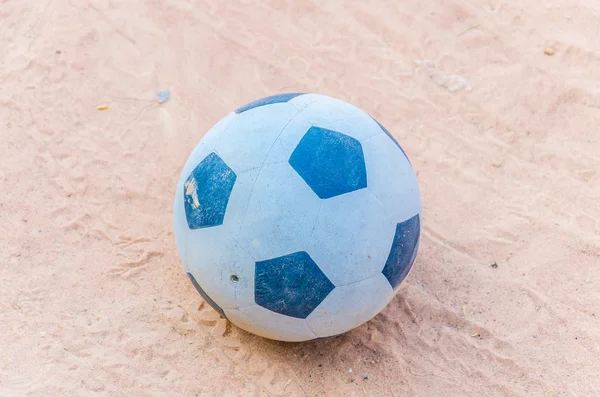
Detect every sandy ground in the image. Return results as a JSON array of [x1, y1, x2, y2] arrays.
[[2, 1, 600, 396]]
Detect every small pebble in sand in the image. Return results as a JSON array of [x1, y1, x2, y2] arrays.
[[544, 47, 555, 56], [158, 90, 170, 103]]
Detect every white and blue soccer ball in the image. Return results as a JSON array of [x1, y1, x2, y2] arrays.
[[173, 93, 421, 342]]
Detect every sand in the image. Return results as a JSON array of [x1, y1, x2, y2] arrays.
[[2, 1, 599, 396]]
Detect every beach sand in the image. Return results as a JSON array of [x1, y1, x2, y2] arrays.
[[2, 1, 599, 396]]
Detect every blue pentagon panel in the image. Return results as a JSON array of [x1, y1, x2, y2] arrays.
[[382, 214, 421, 289], [187, 272, 226, 318], [371, 116, 410, 163], [255, 251, 335, 319], [289, 127, 367, 199], [235, 93, 305, 114], [183, 152, 237, 229]]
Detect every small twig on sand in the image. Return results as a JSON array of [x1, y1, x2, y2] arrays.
[[457, 25, 480, 37]]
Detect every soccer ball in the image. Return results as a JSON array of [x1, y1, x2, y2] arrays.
[[173, 93, 421, 342]]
